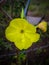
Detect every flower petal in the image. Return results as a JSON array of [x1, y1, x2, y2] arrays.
[[14, 34, 32, 50], [5, 26, 20, 42], [25, 32, 40, 43], [37, 21, 47, 32], [10, 18, 36, 33]]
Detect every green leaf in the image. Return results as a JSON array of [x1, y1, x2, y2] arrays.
[[21, 8, 24, 19]]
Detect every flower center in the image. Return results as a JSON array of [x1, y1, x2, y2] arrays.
[[20, 30, 24, 33]]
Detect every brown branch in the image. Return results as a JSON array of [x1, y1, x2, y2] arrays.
[[0, 7, 13, 20]]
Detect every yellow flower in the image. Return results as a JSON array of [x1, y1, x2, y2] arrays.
[[5, 18, 40, 50], [37, 20, 47, 32]]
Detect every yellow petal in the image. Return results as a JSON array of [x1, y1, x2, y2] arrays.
[[25, 33, 40, 43], [14, 33, 40, 50], [14, 33, 32, 50], [37, 20, 47, 32], [10, 18, 36, 33], [5, 25, 22, 42]]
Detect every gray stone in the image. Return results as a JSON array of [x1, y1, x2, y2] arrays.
[[26, 16, 42, 25]]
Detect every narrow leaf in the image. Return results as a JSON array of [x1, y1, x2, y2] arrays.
[[21, 8, 24, 19]]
